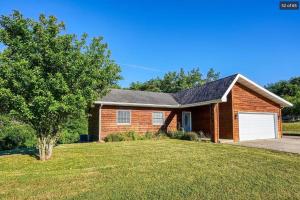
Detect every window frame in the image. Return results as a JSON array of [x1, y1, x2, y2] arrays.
[[152, 111, 165, 125], [116, 110, 131, 125]]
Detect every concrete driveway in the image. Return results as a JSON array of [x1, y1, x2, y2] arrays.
[[236, 136, 300, 154]]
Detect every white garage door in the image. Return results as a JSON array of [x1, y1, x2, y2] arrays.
[[238, 113, 277, 141]]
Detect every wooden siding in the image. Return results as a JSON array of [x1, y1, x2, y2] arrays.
[[210, 103, 220, 142], [88, 82, 283, 142], [219, 92, 234, 139], [181, 105, 211, 135], [232, 83, 282, 142], [100, 105, 178, 139]]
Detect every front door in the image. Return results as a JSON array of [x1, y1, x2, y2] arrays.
[[182, 111, 192, 131]]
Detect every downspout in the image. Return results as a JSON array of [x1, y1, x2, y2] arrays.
[[99, 104, 103, 141]]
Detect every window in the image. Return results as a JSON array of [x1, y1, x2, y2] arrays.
[[117, 110, 131, 124], [152, 112, 164, 125]]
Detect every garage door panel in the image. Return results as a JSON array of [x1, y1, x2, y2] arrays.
[[239, 113, 276, 141]]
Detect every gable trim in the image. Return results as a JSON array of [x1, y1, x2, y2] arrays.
[[221, 74, 293, 107], [221, 75, 240, 102]]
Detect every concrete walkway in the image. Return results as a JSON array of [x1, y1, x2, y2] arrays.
[[236, 136, 300, 154]]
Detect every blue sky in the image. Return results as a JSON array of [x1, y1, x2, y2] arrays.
[[1, 0, 299, 87]]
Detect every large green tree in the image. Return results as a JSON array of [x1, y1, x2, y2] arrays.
[[0, 11, 121, 160], [129, 67, 219, 93], [266, 77, 300, 117]]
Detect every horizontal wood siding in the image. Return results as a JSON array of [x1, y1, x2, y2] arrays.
[[210, 103, 220, 142], [219, 92, 234, 139], [232, 83, 282, 142], [89, 82, 283, 142], [100, 105, 178, 138], [181, 105, 211, 135]]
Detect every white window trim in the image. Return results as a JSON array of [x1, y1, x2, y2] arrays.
[[152, 111, 165, 125], [116, 110, 131, 125]]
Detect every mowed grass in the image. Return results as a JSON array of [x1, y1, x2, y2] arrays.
[[0, 140, 300, 200], [283, 122, 300, 135]]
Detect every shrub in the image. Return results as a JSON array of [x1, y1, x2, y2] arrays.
[[58, 130, 80, 144], [144, 131, 154, 140], [103, 130, 200, 143], [0, 114, 88, 150], [104, 131, 139, 142], [154, 131, 170, 140], [181, 132, 200, 141], [104, 133, 125, 142], [167, 130, 185, 139], [0, 116, 37, 150], [126, 131, 138, 141], [165, 130, 200, 141], [57, 114, 88, 144], [198, 131, 206, 138]]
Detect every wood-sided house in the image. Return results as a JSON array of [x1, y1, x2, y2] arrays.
[[88, 74, 292, 142]]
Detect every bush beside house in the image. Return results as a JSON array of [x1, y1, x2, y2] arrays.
[[57, 115, 88, 144], [0, 115, 88, 150], [104, 130, 202, 142]]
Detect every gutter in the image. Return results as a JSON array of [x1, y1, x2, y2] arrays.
[[179, 99, 222, 108], [94, 99, 223, 109]]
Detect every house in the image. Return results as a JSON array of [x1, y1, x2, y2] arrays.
[[88, 74, 292, 142]]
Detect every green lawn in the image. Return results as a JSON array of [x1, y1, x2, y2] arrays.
[[0, 140, 299, 200], [283, 122, 300, 135]]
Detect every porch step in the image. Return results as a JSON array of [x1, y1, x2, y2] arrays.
[[200, 138, 211, 142], [219, 139, 234, 144]]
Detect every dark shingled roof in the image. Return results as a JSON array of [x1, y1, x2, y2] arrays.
[[172, 74, 238, 104], [100, 89, 179, 105], [99, 74, 238, 106]]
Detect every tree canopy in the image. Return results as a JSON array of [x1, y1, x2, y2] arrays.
[[266, 77, 300, 117], [129, 68, 220, 93], [0, 11, 121, 160]]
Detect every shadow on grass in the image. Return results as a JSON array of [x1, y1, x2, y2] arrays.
[[283, 132, 300, 137], [0, 147, 39, 159]]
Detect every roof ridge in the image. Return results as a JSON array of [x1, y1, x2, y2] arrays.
[[111, 88, 173, 95], [202, 73, 239, 85], [104, 74, 240, 106], [172, 73, 239, 95], [113, 74, 239, 95]]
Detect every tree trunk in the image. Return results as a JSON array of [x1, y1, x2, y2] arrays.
[[38, 136, 56, 161]]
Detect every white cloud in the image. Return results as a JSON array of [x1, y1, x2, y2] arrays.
[[118, 63, 164, 72]]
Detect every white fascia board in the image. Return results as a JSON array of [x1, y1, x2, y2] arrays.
[[221, 74, 293, 107], [94, 101, 180, 108], [180, 99, 223, 108], [238, 74, 293, 107], [95, 99, 223, 108], [221, 74, 240, 102]]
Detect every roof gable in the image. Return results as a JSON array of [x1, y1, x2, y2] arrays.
[[172, 74, 238, 105], [221, 74, 293, 107], [95, 74, 292, 108]]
